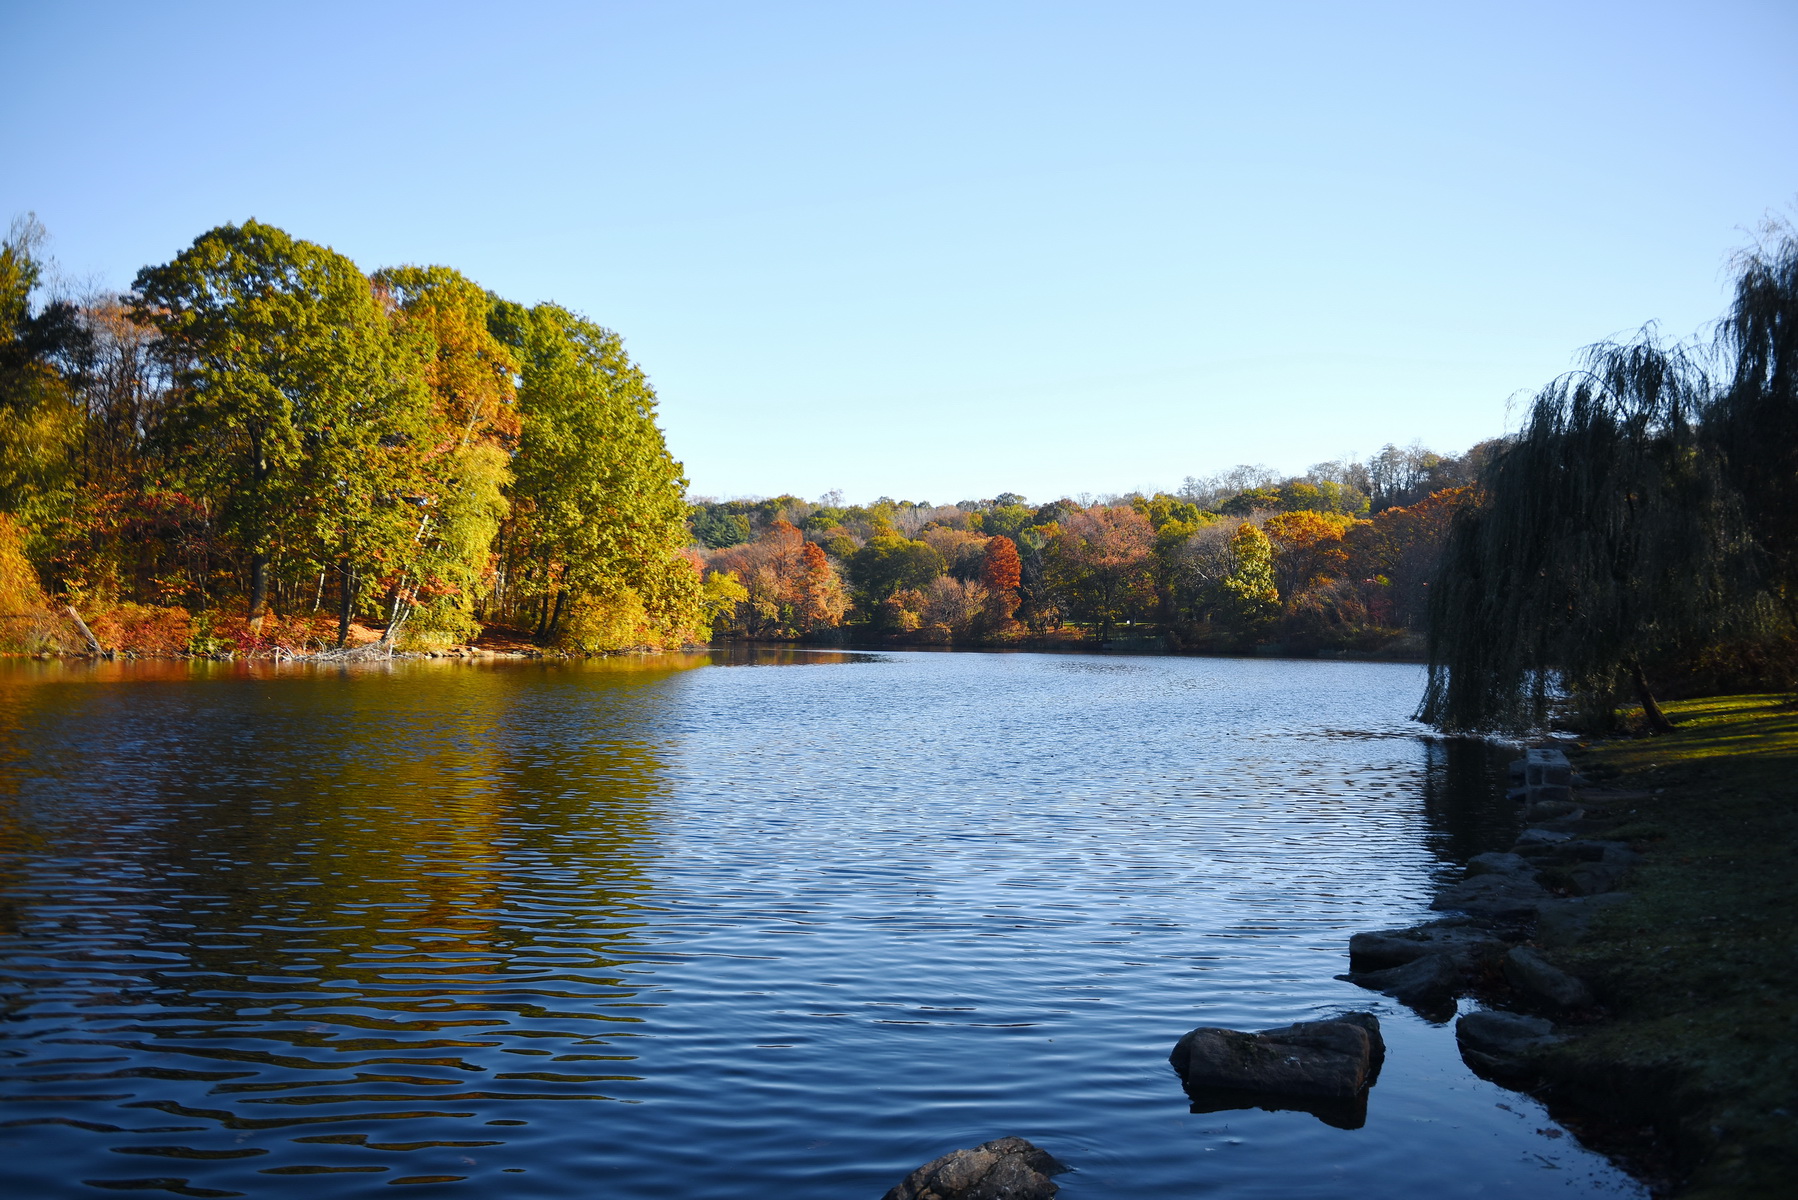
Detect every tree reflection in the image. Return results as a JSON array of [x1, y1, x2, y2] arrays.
[[1417, 735, 1520, 868]]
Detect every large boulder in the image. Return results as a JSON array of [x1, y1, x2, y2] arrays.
[[1502, 945, 1595, 1010], [881, 1137, 1067, 1200], [1170, 1014, 1382, 1099], [1455, 1009, 1560, 1076]]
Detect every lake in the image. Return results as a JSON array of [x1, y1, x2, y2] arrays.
[[0, 650, 1644, 1198]]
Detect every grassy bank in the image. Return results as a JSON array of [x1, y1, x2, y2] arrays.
[[1549, 695, 1798, 1197]]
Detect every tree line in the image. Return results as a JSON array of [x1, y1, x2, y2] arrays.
[[0, 216, 703, 654], [687, 441, 1496, 653]]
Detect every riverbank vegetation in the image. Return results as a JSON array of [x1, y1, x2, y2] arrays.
[[0, 216, 705, 656], [685, 447, 1492, 654], [1, 212, 1504, 660]]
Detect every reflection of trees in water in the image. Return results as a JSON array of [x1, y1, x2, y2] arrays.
[[1418, 736, 1520, 869], [0, 657, 696, 1166], [152, 660, 688, 1004]]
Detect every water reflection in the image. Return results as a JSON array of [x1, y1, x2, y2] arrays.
[[0, 657, 693, 1195], [0, 653, 1642, 1200], [1418, 736, 1522, 871]]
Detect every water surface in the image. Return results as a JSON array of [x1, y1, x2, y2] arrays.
[[0, 651, 1642, 1197]]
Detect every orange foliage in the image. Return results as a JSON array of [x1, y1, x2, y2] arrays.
[[1343, 486, 1474, 627], [982, 535, 1022, 592], [708, 520, 848, 637], [1262, 510, 1360, 600]]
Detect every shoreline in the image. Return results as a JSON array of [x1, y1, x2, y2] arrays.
[[1343, 695, 1797, 1197]]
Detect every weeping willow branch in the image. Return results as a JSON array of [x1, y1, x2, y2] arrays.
[[1420, 334, 1739, 733]]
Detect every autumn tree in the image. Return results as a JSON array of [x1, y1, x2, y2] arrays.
[[373, 265, 520, 646], [1262, 509, 1358, 601], [707, 519, 847, 638], [494, 301, 702, 647], [131, 220, 430, 626], [1044, 505, 1156, 637], [1341, 487, 1473, 629]]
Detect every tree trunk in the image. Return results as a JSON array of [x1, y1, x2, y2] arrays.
[[1629, 661, 1675, 734], [546, 588, 568, 638], [246, 425, 271, 631], [63, 604, 102, 655], [336, 560, 354, 648], [247, 550, 270, 629]]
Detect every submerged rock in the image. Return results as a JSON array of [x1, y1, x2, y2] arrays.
[[1456, 1009, 1561, 1076], [1170, 1014, 1382, 1099], [882, 1137, 1068, 1200], [1503, 946, 1595, 1010]]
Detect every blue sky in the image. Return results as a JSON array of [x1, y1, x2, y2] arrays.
[[5, 1, 1794, 504]]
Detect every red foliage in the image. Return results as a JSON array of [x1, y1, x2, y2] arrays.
[[982, 535, 1022, 593]]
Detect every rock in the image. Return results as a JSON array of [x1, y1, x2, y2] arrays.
[[1431, 872, 1552, 920], [1170, 1015, 1380, 1098], [1503, 946, 1594, 1009], [1348, 919, 1504, 972], [1526, 747, 1572, 787], [1342, 952, 1461, 1015], [1467, 851, 1537, 878], [1456, 1009, 1560, 1075], [882, 1137, 1068, 1200], [1535, 893, 1632, 948], [1516, 827, 1575, 847], [1525, 799, 1583, 821]]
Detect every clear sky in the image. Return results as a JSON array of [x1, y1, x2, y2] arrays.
[[4, 1, 1794, 505]]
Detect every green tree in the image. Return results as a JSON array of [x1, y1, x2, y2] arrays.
[[496, 301, 701, 645], [1215, 522, 1280, 633], [131, 220, 428, 625], [0, 215, 83, 525], [373, 265, 519, 646], [847, 535, 946, 611]]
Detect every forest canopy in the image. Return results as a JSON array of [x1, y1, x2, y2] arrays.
[[0, 216, 705, 654]]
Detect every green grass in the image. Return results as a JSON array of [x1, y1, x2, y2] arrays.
[[1548, 694, 1798, 1197]]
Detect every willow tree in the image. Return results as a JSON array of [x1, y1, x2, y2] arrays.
[[1420, 337, 1734, 733], [1712, 230, 1798, 628]]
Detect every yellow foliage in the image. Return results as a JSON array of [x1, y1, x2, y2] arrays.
[[0, 512, 55, 651], [561, 585, 652, 653]]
